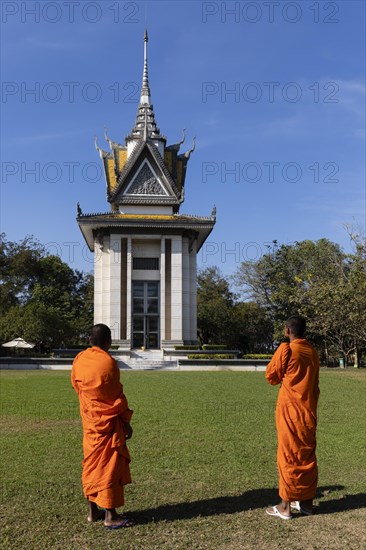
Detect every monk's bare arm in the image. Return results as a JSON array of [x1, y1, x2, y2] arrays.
[[110, 362, 134, 422], [70, 364, 80, 395], [265, 344, 290, 385]]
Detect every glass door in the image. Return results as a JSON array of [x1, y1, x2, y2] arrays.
[[132, 281, 160, 349]]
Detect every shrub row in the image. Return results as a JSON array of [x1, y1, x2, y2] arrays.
[[202, 344, 227, 350], [174, 345, 200, 350], [187, 354, 236, 360], [242, 354, 273, 359]]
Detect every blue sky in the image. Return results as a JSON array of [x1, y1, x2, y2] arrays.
[[1, 0, 365, 276]]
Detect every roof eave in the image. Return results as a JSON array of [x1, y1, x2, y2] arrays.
[[77, 216, 215, 252]]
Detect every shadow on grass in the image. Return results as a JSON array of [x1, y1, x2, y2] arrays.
[[317, 492, 366, 514], [132, 485, 347, 524]]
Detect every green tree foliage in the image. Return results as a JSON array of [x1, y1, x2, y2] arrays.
[[0, 233, 94, 348], [0, 234, 44, 311], [234, 236, 366, 365], [197, 266, 235, 346], [197, 266, 273, 352], [230, 301, 274, 353]]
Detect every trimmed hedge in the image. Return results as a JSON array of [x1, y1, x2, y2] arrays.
[[242, 354, 273, 359], [202, 344, 227, 351], [188, 354, 236, 360], [174, 345, 200, 350]]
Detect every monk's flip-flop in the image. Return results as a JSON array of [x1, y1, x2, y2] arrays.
[[290, 501, 313, 515], [266, 506, 292, 520], [105, 518, 135, 529]]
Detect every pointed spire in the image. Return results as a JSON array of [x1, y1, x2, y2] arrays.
[[141, 29, 150, 105], [126, 30, 166, 146], [143, 109, 148, 142]]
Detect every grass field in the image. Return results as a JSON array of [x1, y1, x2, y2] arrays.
[[0, 369, 365, 550]]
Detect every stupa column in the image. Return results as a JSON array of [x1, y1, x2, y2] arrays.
[[109, 234, 121, 340], [189, 239, 197, 342], [101, 235, 111, 325], [171, 235, 183, 343], [160, 237, 166, 343], [93, 237, 103, 324], [182, 237, 190, 342], [126, 236, 132, 340]]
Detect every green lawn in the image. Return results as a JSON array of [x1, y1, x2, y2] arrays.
[[0, 369, 365, 550]]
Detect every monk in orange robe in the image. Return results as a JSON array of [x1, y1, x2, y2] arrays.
[[265, 315, 320, 519], [71, 324, 134, 528]]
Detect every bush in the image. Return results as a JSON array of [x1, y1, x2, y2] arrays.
[[202, 344, 227, 350], [174, 345, 200, 350], [242, 354, 273, 359], [187, 354, 236, 360]]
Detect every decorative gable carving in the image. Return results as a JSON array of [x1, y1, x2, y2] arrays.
[[126, 162, 168, 196]]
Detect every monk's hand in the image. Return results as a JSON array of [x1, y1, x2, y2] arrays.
[[124, 422, 133, 440]]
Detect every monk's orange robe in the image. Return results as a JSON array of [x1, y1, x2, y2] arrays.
[[71, 346, 133, 509], [266, 339, 320, 501]]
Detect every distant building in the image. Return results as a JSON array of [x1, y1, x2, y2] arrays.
[[77, 31, 216, 349]]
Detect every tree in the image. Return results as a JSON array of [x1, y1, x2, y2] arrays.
[[308, 231, 366, 365], [197, 267, 273, 352], [0, 233, 44, 312], [0, 234, 94, 348], [234, 237, 366, 365], [197, 267, 236, 345], [230, 301, 274, 354]]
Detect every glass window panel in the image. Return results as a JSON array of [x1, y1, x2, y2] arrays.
[[133, 333, 144, 348], [147, 299, 158, 314], [133, 298, 144, 313], [133, 317, 144, 331], [148, 333, 158, 349], [132, 282, 144, 297], [147, 282, 159, 297], [148, 317, 158, 332], [133, 258, 159, 270]]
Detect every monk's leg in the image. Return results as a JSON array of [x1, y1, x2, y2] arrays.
[[300, 498, 313, 514], [278, 499, 291, 515], [104, 508, 134, 527], [87, 500, 105, 522], [266, 498, 291, 518], [104, 508, 119, 524]]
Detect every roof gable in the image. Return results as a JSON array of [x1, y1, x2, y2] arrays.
[[110, 141, 181, 205], [124, 160, 169, 196]]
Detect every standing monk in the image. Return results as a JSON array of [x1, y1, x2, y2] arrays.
[[71, 324, 134, 529], [265, 315, 320, 520]]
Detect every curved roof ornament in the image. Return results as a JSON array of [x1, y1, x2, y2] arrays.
[[104, 127, 121, 150], [94, 136, 109, 159], [184, 136, 196, 159], [211, 205, 217, 220], [169, 129, 186, 152], [179, 128, 186, 146]]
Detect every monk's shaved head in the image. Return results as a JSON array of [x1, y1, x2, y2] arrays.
[[90, 324, 112, 349], [286, 315, 306, 338]]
